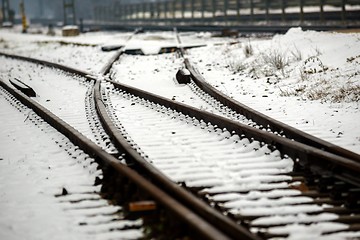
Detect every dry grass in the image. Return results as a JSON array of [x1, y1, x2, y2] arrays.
[[260, 49, 289, 77], [329, 85, 360, 102], [290, 46, 302, 61], [243, 40, 253, 58], [280, 79, 360, 103], [36, 40, 97, 47], [279, 85, 306, 97], [228, 58, 246, 73]]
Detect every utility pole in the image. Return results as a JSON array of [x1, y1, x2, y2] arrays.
[[19, 0, 27, 32]]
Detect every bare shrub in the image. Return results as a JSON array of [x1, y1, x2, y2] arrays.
[[305, 82, 360, 103], [260, 49, 289, 77], [243, 40, 253, 58], [279, 85, 306, 97], [307, 89, 330, 101], [313, 46, 322, 56], [228, 58, 246, 73], [290, 46, 302, 61], [332, 85, 360, 102]]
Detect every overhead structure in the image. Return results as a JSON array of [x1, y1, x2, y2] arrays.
[[63, 0, 76, 26], [92, 0, 359, 31]]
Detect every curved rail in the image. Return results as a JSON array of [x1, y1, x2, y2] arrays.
[[3, 44, 360, 239], [94, 33, 261, 239], [105, 79, 360, 187], [175, 32, 360, 162], [0, 76, 233, 240], [0, 52, 91, 78], [94, 80, 259, 240]]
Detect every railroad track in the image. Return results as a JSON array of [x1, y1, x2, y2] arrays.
[[175, 30, 360, 162], [101, 31, 360, 238], [102, 31, 360, 238], [97, 79, 360, 239], [0, 52, 235, 239], [0, 84, 144, 239], [1, 29, 360, 239]]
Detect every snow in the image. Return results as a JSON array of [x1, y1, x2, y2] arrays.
[[1, 26, 360, 239], [251, 213, 339, 226], [210, 189, 302, 202], [268, 222, 349, 236], [124, 31, 177, 55], [0, 26, 132, 73], [0, 57, 116, 153], [0, 88, 143, 240], [186, 27, 360, 154]]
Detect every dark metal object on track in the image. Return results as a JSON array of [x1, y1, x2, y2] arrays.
[[9, 78, 36, 97], [176, 68, 191, 84], [101, 45, 124, 52]]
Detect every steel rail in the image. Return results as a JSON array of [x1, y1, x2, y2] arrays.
[[94, 80, 260, 240], [95, 32, 261, 239], [3, 47, 359, 239], [2, 49, 359, 187], [94, 31, 260, 239], [174, 33, 360, 162], [0, 27, 140, 78], [105, 79, 360, 188], [0, 52, 91, 78], [0, 51, 242, 239], [0, 28, 140, 78], [0, 79, 234, 240]]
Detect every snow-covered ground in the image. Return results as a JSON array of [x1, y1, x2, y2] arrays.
[[0, 25, 132, 74], [0, 26, 359, 239], [0, 87, 143, 240], [186, 28, 360, 154]]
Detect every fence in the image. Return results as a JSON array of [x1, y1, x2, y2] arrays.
[[93, 0, 360, 26]]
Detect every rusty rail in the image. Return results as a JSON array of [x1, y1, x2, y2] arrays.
[[0, 78, 234, 240], [94, 80, 259, 240], [0, 52, 250, 239], [106, 79, 360, 188], [3, 46, 360, 239]]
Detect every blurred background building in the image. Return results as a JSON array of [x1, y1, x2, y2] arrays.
[[1, 0, 359, 30]]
